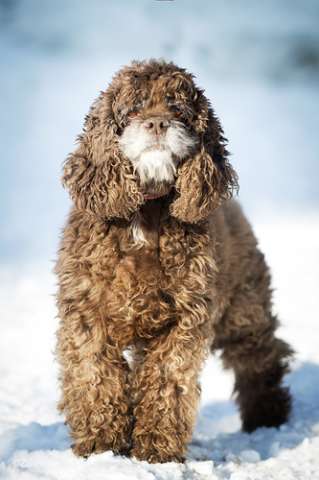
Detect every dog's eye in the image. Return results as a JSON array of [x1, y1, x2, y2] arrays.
[[170, 104, 183, 118]]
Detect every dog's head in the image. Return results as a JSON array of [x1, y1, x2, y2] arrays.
[[63, 59, 238, 223]]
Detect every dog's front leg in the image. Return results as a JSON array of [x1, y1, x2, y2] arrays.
[[57, 313, 132, 458], [130, 325, 208, 463]]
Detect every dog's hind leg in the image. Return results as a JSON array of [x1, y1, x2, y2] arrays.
[[214, 272, 294, 432]]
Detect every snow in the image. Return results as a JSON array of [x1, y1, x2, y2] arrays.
[[1, 0, 319, 478]]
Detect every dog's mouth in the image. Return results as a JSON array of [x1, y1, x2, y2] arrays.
[[143, 144, 168, 153], [142, 181, 172, 201], [143, 190, 170, 201]]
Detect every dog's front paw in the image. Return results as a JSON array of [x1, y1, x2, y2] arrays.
[[131, 433, 185, 463], [72, 439, 97, 458], [72, 433, 130, 458], [131, 447, 185, 464]]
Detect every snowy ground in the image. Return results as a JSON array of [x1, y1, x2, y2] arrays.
[[1, 1, 319, 478], [0, 218, 319, 480]]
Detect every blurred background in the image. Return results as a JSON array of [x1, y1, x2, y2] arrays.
[[0, 0, 319, 449], [1, 0, 318, 264]]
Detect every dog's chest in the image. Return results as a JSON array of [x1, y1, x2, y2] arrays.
[[106, 205, 214, 341], [109, 203, 173, 338]]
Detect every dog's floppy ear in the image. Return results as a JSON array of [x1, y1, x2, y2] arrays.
[[170, 97, 238, 223], [62, 91, 143, 220]]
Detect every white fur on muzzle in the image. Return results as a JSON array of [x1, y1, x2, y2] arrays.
[[119, 120, 196, 184]]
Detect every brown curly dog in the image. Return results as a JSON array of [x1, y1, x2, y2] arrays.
[[55, 59, 293, 463]]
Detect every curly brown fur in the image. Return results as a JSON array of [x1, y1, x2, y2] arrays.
[[55, 59, 293, 463]]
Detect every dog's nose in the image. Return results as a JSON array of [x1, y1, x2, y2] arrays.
[[143, 117, 170, 135]]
